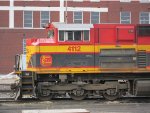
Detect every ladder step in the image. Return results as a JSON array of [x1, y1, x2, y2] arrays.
[[22, 85, 33, 89], [22, 88, 33, 91], [22, 82, 33, 85], [22, 92, 33, 95], [21, 71, 34, 96], [22, 76, 32, 78], [22, 91, 33, 97], [22, 79, 32, 82]]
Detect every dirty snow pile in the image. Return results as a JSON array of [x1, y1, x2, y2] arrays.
[[0, 72, 20, 84]]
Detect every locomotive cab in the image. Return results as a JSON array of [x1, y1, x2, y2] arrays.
[[24, 23, 95, 73], [44, 22, 93, 43]]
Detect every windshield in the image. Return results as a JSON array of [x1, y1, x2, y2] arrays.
[[48, 30, 54, 38]]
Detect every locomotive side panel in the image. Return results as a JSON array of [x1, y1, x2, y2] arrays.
[[25, 24, 150, 73], [42, 44, 94, 73], [94, 24, 137, 72]]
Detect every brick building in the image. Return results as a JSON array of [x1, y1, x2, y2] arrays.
[[0, 0, 150, 74]]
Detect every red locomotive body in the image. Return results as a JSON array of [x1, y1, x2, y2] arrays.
[[15, 23, 150, 100]]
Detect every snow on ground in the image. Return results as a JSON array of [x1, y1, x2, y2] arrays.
[[0, 72, 20, 84], [0, 72, 20, 98]]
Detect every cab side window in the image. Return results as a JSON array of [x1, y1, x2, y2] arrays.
[[59, 30, 89, 42], [74, 31, 81, 41], [48, 30, 54, 38], [68, 31, 74, 41], [83, 30, 89, 41], [59, 31, 65, 41]]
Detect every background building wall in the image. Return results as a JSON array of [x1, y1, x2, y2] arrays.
[[0, 0, 150, 73]]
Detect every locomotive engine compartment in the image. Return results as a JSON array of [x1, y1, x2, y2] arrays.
[[14, 23, 150, 101]]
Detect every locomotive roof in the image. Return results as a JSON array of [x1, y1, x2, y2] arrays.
[[52, 22, 93, 30]]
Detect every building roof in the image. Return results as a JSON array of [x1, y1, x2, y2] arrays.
[[52, 22, 93, 31]]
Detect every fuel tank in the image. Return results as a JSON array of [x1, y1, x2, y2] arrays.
[[135, 80, 150, 96]]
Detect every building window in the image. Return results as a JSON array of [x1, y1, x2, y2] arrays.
[[24, 11, 33, 28], [40, 11, 50, 28], [140, 12, 150, 24], [91, 12, 100, 24], [120, 0, 131, 2], [139, 0, 150, 3], [90, 0, 100, 2], [120, 11, 131, 24], [74, 12, 83, 24]]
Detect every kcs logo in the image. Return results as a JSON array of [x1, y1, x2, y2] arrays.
[[40, 55, 52, 67]]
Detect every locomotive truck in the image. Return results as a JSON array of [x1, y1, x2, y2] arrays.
[[15, 23, 150, 101]]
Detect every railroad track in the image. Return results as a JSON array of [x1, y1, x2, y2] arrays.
[[0, 95, 150, 103]]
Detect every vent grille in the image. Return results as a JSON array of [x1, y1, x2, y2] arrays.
[[99, 49, 136, 68], [137, 50, 147, 68]]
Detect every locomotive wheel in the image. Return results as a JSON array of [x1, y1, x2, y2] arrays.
[[38, 94, 53, 101], [69, 88, 87, 101], [103, 89, 119, 101], [38, 90, 53, 101]]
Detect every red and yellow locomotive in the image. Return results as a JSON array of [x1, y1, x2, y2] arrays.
[[15, 23, 150, 100]]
